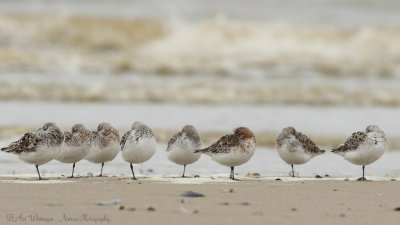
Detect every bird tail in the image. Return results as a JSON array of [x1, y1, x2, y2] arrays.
[[1, 146, 16, 153], [194, 148, 208, 154], [331, 146, 342, 153], [331, 146, 345, 156]]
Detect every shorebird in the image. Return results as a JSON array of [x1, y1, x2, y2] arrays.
[[194, 127, 256, 180], [1, 122, 64, 180], [55, 124, 92, 178], [276, 127, 325, 177], [332, 124, 386, 181], [85, 123, 120, 177], [167, 125, 201, 177], [121, 121, 157, 180]]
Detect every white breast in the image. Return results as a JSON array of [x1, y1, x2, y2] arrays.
[[19, 145, 61, 166], [344, 133, 385, 165], [55, 144, 90, 163], [211, 139, 256, 167], [122, 137, 157, 164], [85, 143, 120, 164], [277, 144, 314, 165], [167, 138, 201, 165]]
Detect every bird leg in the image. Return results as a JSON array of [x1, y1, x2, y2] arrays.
[[182, 164, 186, 178], [357, 165, 367, 181], [35, 165, 47, 180], [68, 162, 76, 178], [98, 162, 104, 177], [130, 163, 137, 180], [291, 164, 295, 177]]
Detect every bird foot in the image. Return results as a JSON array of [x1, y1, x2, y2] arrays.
[[131, 177, 137, 180], [356, 177, 368, 181]]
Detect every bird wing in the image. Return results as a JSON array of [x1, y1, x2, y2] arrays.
[[167, 132, 181, 152], [63, 131, 78, 146], [295, 132, 322, 154], [120, 130, 131, 150], [332, 131, 367, 153], [1, 131, 41, 154], [103, 128, 120, 142], [275, 132, 288, 148], [195, 134, 238, 154]]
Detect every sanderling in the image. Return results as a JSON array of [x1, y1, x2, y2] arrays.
[[194, 127, 256, 180], [167, 125, 201, 177], [332, 124, 386, 181], [1, 122, 64, 180], [55, 124, 92, 178], [276, 127, 325, 177], [121, 121, 157, 180], [85, 123, 120, 177]]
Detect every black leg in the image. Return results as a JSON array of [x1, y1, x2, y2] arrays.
[[230, 167, 234, 180], [363, 165, 365, 179], [68, 162, 76, 178], [130, 163, 137, 180], [98, 162, 104, 177], [35, 165, 42, 180], [291, 164, 295, 177], [182, 164, 186, 177], [357, 165, 367, 181]]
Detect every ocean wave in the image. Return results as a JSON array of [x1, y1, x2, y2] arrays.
[[0, 14, 399, 77], [0, 80, 400, 106]]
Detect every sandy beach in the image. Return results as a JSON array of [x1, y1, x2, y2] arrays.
[[1, 176, 399, 225]]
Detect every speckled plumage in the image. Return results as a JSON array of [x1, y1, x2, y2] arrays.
[[121, 121, 155, 150], [167, 125, 201, 151], [85, 122, 120, 176], [1, 122, 63, 154], [276, 127, 324, 155], [332, 125, 386, 155], [195, 127, 255, 154], [167, 125, 202, 177], [194, 127, 256, 180], [332, 132, 368, 153], [276, 127, 325, 177], [63, 124, 92, 148], [91, 123, 120, 149], [1, 122, 64, 180], [121, 121, 157, 180], [57, 124, 92, 177], [332, 125, 386, 181]]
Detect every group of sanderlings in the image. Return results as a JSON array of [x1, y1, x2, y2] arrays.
[[0, 122, 386, 181]]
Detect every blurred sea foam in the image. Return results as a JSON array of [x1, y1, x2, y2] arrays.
[[0, 0, 400, 105]]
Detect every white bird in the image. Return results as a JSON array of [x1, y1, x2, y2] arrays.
[[194, 127, 256, 180], [167, 125, 201, 177], [276, 127, 325, 177], [1, 122, 64, 180], [85, 123, 120, 177], [55, 124, 92, 178], [120, 121, 157, 180], [332, 124, 386, 181]]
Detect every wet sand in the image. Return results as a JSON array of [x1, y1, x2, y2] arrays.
[[1, 176, 400, 225]]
